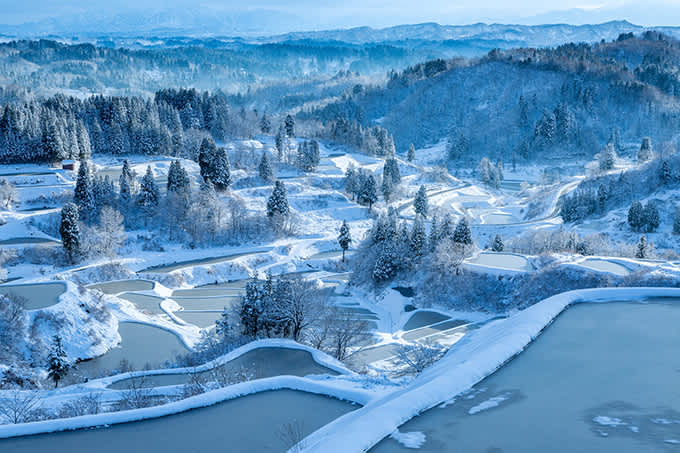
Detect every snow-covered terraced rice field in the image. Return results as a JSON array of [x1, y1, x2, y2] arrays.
[[372, 301, 680, 452], [108, 347, 339, 389], [0, 281, 66, 309], [87, 280, 155, 294], [139, 248, 271, 273], [402, 310, 450, 331], [466, 252, 533, 272], [117, 293, 165, 314], [0, 390, 356, 453], [173, 310, 222, 328], [76, 322, 188, 377], [578, 258, 631, 276]]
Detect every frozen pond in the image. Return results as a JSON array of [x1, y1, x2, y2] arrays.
[[579, 259, 631, 276], [373, 301, 680, 452], [139, 249, 270, 273], [0, 282, 66, 309], [174, 310, 222, 328], [467, 252, 533, 272], [87, 280, 155, 294], [403, 311, 450, 331], [108, 347, 338, 389], [0, 390, 356, 453], [118, 293, 165, 314], [481, 212, 519, 225], [76, 322, 188, 377]]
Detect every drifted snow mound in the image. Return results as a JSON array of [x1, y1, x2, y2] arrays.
[[29, 281, 119, 362]]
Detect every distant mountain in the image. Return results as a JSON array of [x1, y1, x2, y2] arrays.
[[0, 9, 303, 39], [3, 18, 680, 52], [268, 21, 680, 48]]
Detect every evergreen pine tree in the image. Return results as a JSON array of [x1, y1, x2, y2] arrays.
[[215, 308, 230, 338], [491, 233, 504, 252], [414, 185, 428, 218], [359, 174, 378, 211], [638, 137, 653, 162], [275, 126, 286, 161], [599, 143, 616, 171], [167, 160, 190, 194], [407, 144, 416, 162], [258, 153, 274, 181], [119, 159, 135, 205], [284, 114, 295, 137], [259, 112, 272, 134], [410, 215, 427, 258], [628, 201, 644, 232], [137, 166, 160, 215], [267, 181, 289, 218], [74, 160, 95, 221], [642, 203, 660, 232], [198, 137, 218, 182], [211, 147, 232, 191], [381, 173, 393, 203], [453, 217, 473, 245], [337, 220, 352, 262], [373, 240, 398, 282], [47, 335, 69, 388], [60, 202, 81, 263], [661, 160, 672, 184]]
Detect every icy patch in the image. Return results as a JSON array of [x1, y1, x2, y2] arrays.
[[652, 418, 680, 425], [468, 393, 511, 415], [390, 430, 426, 449], [593, 416, 627, 427], [629, 426, 639, 433], [665, 439, 680, 444]]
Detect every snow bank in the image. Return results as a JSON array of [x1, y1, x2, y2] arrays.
[[297, 287, 680, 453], [0, 375, 369, 440], [30, 281, 120, 362]]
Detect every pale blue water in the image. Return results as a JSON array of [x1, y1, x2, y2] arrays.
[[372, 300, 680, 453]]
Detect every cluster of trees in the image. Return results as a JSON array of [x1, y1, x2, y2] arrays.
[[477, 157, 504, 188], [296, 140, 320, 172], [344, 158, 404, 209], [59, 148, 281, 262], [0, 89, 260, 164], [628, 201, 660, 233], [326, 118, 396, 157], [345, 165, 378, 209], [211, 274, 369, 361], [354, 208, 474, 284]]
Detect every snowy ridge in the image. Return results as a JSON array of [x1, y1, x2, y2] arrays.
[[296, 287, 680, 453], [0, 375, 369, 440]]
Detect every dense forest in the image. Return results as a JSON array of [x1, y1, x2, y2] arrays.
[[305, 32, 680, 164]]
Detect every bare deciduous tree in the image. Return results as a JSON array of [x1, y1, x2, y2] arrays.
[[0, 390, 41, 424]]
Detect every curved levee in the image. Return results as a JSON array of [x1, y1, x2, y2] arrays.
[[297, 287, 680, 453]]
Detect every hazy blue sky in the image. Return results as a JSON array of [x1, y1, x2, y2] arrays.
[[2, 0, 680, 28]]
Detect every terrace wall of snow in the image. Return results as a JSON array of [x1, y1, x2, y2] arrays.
[[297, 287, 680, 453]]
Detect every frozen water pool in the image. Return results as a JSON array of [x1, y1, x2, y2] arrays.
[[579, 258, 631, 276], [76, 322, 188, 377], [372, 300, 680, 452], [0, 390, 356, 453], [0, 281, 66, 309], [108, 347, 338, 389], [467, 252, 533, 272], [87, 280, 155, 294], [139, 248, 271, 273]]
